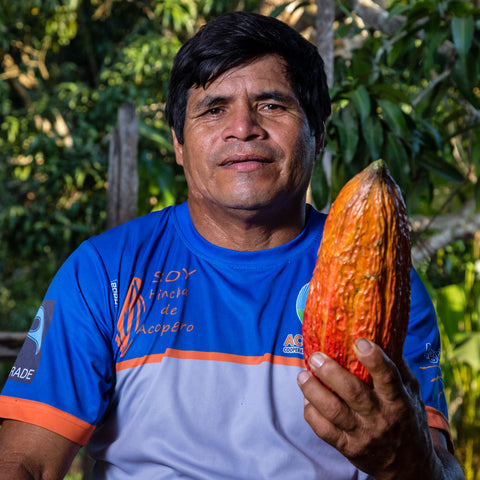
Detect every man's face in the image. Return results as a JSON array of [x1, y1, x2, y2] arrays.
[[173, 54, 321, 217]]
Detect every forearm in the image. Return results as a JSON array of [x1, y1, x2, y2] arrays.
[[0, 461, 36, 480], [372, 430, 464, 480], [0, 455, 72, 480], [0, 420, 80, 480], [435, 447, 465, 480], [375, 454, 461, 480]]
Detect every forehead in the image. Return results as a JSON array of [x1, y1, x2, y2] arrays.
[[187, 55, 295, 102]]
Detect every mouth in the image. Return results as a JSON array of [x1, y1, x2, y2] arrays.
[[220, 155, 273, 169]]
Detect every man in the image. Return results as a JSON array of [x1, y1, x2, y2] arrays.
[[0, 12, 464, 480]]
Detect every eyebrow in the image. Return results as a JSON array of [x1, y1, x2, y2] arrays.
[[190, 95, 229, 114], [255, 91, 298, 105]]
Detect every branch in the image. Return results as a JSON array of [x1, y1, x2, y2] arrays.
[[412, 69, 452, 107], [347, 0, 458, 62], [410, 200, 479, 265], [347, 0, 406, 36]]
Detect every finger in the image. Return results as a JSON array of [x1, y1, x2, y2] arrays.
[[397, 357, 420, 391], [307, 352, 375, 414], [303, 400, 350, 451], [353, 337, 405, 402], [298, 363, 361, 431], [297, 370, 354, 446]]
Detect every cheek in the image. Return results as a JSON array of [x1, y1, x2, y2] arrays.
[[180, 147, 215, 191], [290, 130, 316, 173]]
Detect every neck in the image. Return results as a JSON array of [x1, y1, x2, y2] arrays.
[[187, 200, 309, 251]]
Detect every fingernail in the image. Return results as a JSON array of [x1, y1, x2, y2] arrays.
[[355, 337, 374, 354], [297, 370, 310, 385], [309, 352, 327, 368]]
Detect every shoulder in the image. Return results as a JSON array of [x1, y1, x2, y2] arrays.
[[90, 205, 178, 250]]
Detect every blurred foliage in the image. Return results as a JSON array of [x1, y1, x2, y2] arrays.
[[317, 0, 480, 219], [0, 0, 257, 331], [420, 235, 480, 479]]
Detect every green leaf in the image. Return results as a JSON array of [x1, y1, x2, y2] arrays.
[[138, 121, 174, 152], [447, 0, 474, 17], [334, 107, 359, 164], [361, 115, 383, 160], [422, 17, 449, 73], [453, 57, 480, 109], [387, 35, 409, 67], [451, 332, 480, 372], [370, 83, 410, 105], [348, 85, 371, 123], [406, 1, 435, 27], [385, 135, 410, 188], [351, 51, 374, 82], [310, 158, 330, 211], [435, 284, 466, 341], [451, 16, 474, 58], [378, 99, 410, 140], [419, 155, 466, 182]]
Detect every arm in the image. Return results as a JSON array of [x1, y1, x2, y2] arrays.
[[0, 419, 80, 480], [297, 338, 464, 480], [431, 427, 465, 480]]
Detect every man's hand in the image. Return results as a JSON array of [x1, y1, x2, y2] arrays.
[[297, 337, 464, 480]]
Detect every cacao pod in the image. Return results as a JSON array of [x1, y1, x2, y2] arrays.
[[302, 160, 411, 386]]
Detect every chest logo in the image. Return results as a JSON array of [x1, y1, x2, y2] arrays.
[[115, 278, 145, 357]]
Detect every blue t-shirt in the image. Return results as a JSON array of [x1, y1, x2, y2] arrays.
[[0, 202, 450, 479]]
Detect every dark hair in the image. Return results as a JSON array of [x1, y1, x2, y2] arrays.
[[165, 11, 331, 144]]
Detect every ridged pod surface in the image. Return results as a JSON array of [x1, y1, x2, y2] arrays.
[[302, 160, 412, 386]]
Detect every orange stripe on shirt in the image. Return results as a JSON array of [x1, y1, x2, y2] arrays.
[[116, 348, 305, 371], [0, 396, 95, 446]]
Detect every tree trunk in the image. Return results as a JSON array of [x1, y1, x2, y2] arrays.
[[106, 102, 139, 230], [316, 0, 335, 209]]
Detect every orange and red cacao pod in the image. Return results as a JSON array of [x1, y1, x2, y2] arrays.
[[302, 160, 412, 386]]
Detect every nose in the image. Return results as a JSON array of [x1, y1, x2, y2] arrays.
[[221, 105, 267, 141]]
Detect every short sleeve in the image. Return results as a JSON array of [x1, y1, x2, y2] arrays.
[[404, 268, 453, 449], [0, 241, 116, 445]]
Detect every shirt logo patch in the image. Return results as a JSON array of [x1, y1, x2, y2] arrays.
[[282, 284, 310, 356], [9, 300, 54, 383], [424, 342, 440, 363]]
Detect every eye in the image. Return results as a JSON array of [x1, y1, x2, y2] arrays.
[[204, 107, 224, 116], [260, 103, 285, 112]]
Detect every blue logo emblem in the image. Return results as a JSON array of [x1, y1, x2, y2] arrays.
[[296, 283, 310, 323], [27, 306, 45, 355]]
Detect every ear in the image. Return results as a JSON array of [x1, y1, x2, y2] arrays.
[[314, 121, 326, 155], [171, 128, 184, 166]]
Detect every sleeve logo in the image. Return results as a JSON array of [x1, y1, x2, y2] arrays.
[[9, 300, 54, 383]]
